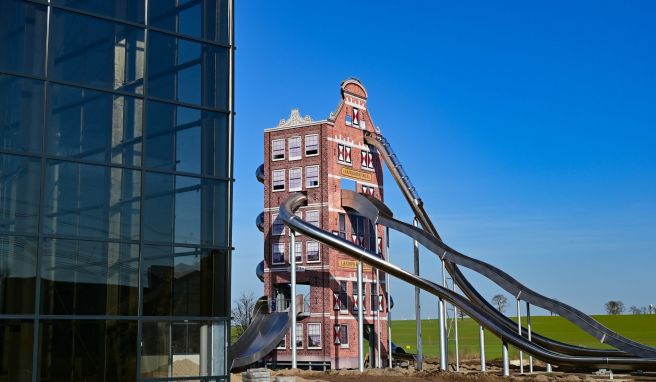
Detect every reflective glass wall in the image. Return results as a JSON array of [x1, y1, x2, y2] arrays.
[[0, 0, 233, 381]]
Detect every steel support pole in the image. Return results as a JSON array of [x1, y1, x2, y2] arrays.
[[386, 228, 393, 367], [452, 282, 460, 372], [413, 218, 423, 370], [357, 260, 364, 372], [375, 225, 381, 368], [502, 341, 510, 376], [439, 259, 448, 371], [517, 298, 523, 374], [479, 325, 486, 372], [526, 302, 533, 373], [290, 230, 297, 369]]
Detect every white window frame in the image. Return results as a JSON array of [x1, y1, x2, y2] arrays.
[[305, 134, 319, 156], [305, 165, 319, 188], [271, 214, 285, 236], [305, 210, 319, 227], [272, 169, 285, 192], [307, 323, 322, 349], [277, 335, 287, 349], [289, 167, 302, 191], [272, 139, 285, 161], [288, 136, 302, 161], [306, 240, 320, 263], [340, 324, 349, 348], [296, 323, 304, 349], [337, 143, 352, 166], [271, 243, 285, 265], [294, 241, 302, 263]]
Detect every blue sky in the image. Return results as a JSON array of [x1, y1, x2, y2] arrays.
[[233, 1, 656, 317]]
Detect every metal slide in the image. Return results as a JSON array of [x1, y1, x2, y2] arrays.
[[364, 131, 653, 358], [342, 190, 656, 359], [279, 193, 656, 370], [231, 298, 292, 371]]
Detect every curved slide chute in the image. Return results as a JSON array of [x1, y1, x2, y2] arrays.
[[364, 131, 652, 358], [279, 192, 656, 370]]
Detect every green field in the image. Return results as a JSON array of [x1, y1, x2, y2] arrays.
[[391, 315, 656, 360]]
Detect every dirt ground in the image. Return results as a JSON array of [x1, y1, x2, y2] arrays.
[[232, 358, 656, 382]]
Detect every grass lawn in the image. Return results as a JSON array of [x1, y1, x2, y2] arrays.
[[391, 314, 656, 360]]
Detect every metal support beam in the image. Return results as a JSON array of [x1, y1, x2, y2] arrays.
[[517, 298, 524, 374], [376, 268, 382, 368], [452, 282, 460, 372], [358, 260, 364, 372], [526, 302, 533, 373], [439, 259, 448, 371], [386, 228, 393, 367], [290, 230, 297, 369], [413, 218, 423, 370], [479, 325, 486, 371], [502, 341, 510, 376]]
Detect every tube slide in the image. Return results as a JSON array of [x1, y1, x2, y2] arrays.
[[279, 192, 656, 370]]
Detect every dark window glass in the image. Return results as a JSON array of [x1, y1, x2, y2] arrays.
[[145, 101, 228, 177], [0, 0, 47, 76], [40, 238, 139, 316], [47, 83, 143, 166], [149, 0, 229, 45], [0, 236, 37, 314], [52, 0, 145, 24], [142, 320, 226, 378], [0, 154, 41, 234], [49, 9, 144, 94], [143, 173, 227, 246], [39, 320, 137, 382], [148, 31, 228, 109], [0, 320, 33, 382], [42, 160, 141, 240], [142, 245, 228, 316], [0, 75, 44, 154], [338, 281, 347, 311]]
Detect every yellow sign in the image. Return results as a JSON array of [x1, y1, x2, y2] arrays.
[[338, 259, 371, 270], [340, 167, 372, 182]]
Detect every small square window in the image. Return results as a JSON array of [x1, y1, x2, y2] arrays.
[[272, 139, 285, 160], [272, 169, 285, 191]]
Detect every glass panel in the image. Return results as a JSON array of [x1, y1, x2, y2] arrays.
[[52, 0, 145, 24], [39, 320, 137, 382], [142, 246, 228, 317], [49, 9, 145, 94], [40, 238, 139, 316], [0, 236, 37, 314], [143, 173, 227, 246], [145, 100, 228, 177], [0, 320, 33, 382], [42, 160, 141, 240], [141, 320, 226, 378], [0, 75, 44, 154], [149, 0, 229, 44], [0, 0, 47, 76], [0, 154, 40, 234], [148, 31, 228, 109], [47, 83, 143, 166]]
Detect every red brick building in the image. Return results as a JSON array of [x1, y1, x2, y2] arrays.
[[261, 79, 390, 369]]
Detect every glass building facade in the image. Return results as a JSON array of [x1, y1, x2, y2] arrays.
[[0, 0, 233, 381]]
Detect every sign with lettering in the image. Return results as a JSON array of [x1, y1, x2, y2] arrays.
[[340, 167, 372, 182], [338, 259, 371, 270]]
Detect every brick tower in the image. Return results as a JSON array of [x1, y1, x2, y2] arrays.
[[261, 78, 390, 369]]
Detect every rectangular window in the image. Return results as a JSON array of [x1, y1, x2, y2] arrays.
[[339, 281, 348, 312], [296, 323, 304, 349], [305, 210, 319, 227], [0, 0, 47, 77], [338, 213, 347, 239], [288, 136, 301, 160], [149, 0, 228, 44], [361, 151, 374, 170], [0, 154, 41, 234], [337, 143, 352, 164], [361, 185, 375, 197], [272, 139, 285, 160], [271, 214, 284, 236], [0, 75, 44, 154], [340, 324, 349, 347], [272, 169, 285, 191], [53, 0, 145, 24], [306, 241, 320, 263], [371, 283, 378, 312], [295, 241, 302, 262], [289, 167, 302, 191], [271, 243, 285, 265], [307, 323, 322, 349], [0, 236, 37, 314], [293, 211, 302, 236], [306, 165, 319, 188], [352, 108, 360, 126], [305, 134, 319, 156]]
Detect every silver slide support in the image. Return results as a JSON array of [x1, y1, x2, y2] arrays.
[[291, 230, 297, 369], [413, 218, 423, 370], [364, 132, 646, 359], [279, 193, 656, 370]]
